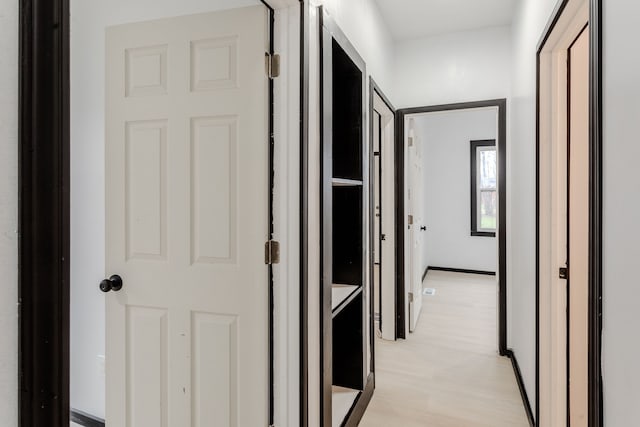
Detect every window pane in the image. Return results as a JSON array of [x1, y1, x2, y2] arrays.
[[479, 148, 497, 189], [479, 190, 497, 231]]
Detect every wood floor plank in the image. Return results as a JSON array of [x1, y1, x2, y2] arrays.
[[361, 271, 529, 427]]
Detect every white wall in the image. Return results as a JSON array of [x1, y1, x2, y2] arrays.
[[70, 0, 261, 418], [318, 0, 396, 98], [0, 0, 18, 423], [509, 0, 559, 416], [414, 109, 498, 273], [511, 2, 640, 424], [602, 0, 640, 424], [393, 26, 512, 109]]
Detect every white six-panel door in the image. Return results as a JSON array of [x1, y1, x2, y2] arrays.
[[105, 6, 268, 426], [408, 121, 423, 333]]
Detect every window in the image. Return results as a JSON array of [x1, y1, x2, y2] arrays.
[[470, 140, 497, 237]]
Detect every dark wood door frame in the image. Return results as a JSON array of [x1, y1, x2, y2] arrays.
[[319, 8, 374, 426], [535, 0, 603, 426], [18, 1, 283, 425], [19, 0, 70, 425], [395, 99, 507, 353], [299, 1, 310, 426]]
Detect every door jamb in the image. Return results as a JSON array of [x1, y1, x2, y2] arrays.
[[299, 2, 309, 426], [395, 100, 507, 351], [262, 2, 276, 425], [19, 0, 70, 424], [535, 0, 603, 425], [18, 1, 284, 425], [368, 78, 396, 343]]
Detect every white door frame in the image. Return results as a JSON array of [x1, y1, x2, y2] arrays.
[[271, 3, 302, 426]]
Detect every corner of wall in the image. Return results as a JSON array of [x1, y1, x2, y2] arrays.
[[507, 0, 561, 418]]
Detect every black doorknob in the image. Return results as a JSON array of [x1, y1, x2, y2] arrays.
[[100, 275, 123, 293], [420, 226, 427, 231]]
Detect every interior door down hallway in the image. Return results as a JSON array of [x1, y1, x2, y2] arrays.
[[407, 119, 423, 333]]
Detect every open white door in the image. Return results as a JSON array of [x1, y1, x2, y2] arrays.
[[408, 121, 423, 332], [105, 6, 269, 426]]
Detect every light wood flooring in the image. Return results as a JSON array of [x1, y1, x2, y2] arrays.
[[360, 271, 529, 427]]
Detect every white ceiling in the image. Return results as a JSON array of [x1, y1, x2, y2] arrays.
[[374, 0, 518, 41]]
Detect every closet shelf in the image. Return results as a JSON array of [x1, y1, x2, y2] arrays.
[[332, 284, 362, 317], [332, 178, 363, 187], [331, 386, 360, 427]]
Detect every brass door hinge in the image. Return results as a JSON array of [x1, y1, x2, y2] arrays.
[[265, 53, 281, 79], [265, 240, 280, 265], [408, 214, 414, 225]]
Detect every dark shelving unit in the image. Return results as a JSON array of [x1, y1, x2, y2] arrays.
[[320, 7, 373, 427]]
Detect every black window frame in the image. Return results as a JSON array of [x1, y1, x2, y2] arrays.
[[470, 139, 497, 237]]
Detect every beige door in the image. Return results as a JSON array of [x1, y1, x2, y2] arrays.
[[105, 6, 269, 426], [408, 122, 423, 332], [374, 94, 396, 341], [568, 25, 590, 427], [373, 111, 381, 331]]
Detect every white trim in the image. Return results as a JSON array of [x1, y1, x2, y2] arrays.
[[273, 4, 301, 426], [307, 6, 322, 426]]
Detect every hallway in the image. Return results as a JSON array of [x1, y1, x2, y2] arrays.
[[361, 271, 529, 426]]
